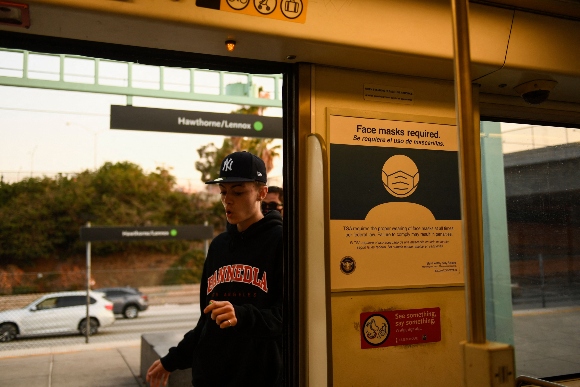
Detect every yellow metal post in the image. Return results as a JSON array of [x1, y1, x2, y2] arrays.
[[451, 1, 516, 385], [450, 0, 486, 345]]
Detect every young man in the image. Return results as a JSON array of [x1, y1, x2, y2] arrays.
[[146, 151, 283, 387], [261, 185, 284, 216]]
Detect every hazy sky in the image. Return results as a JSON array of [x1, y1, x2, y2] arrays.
[[0, 85, 284, 192]]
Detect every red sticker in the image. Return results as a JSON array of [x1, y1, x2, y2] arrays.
[[360, 307, 441, 349]]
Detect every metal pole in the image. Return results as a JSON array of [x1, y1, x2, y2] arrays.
[[450, 0, 486, 343], [204, 220, 209, 257], [539, 253, 546, 308], [85, 222, 91, 343]]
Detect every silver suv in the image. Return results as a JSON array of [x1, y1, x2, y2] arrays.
[[0, 291, 115, 342], [95, 287, 149, 319]]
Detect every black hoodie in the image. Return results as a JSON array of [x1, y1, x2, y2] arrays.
[[160, 211, 283, 387]]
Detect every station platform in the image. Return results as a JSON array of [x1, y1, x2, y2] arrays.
[[1, 307, 580, 386], [0, 340, 144, 387]]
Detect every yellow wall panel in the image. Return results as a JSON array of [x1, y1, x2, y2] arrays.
[[308, 65, 467, 385], [331, 287, 466, 386]]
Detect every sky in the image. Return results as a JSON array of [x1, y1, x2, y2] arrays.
[[3, 83, 579, 193], [0, 85, 284, 192]]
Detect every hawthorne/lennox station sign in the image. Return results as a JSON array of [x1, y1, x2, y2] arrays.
[[80, 225, 214, 242], [78, 224, 212, 343], [110, 105, 282, 139]]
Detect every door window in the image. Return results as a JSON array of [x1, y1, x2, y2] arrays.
[[481, 121, 580, 378]]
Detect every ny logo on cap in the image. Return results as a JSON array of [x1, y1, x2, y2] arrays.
[[223, 158, 233, 172]]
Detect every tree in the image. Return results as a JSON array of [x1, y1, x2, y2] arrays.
[[0, 162, 218, 263], [194, 105, 282, 183], [195, 137, 281, 183]]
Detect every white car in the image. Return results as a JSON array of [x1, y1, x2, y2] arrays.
[[0, 291, 115, 342]]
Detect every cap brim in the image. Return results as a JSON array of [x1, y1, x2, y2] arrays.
[[205, 177, 258, 184]]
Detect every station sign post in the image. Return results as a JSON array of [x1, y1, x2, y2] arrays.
[[79, 224, 213, 342]]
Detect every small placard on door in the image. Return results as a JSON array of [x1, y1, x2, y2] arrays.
[[363, 83, 414, 104], [360, 307, 441, 349]]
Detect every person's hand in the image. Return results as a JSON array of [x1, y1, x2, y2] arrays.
[[146, 359, 170, 387], [204, 300, 237, 328]]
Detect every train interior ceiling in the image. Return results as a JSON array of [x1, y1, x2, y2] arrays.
[[0, 0, 578, 114], [1, 0, 580, 386]]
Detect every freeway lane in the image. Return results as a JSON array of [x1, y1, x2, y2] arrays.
[[0, 303, 201, 356]]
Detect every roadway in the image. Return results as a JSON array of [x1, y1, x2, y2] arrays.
[[0, 303, 200, 358]]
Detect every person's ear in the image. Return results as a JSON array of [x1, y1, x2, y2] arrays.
[[258, 186, 268, 201]]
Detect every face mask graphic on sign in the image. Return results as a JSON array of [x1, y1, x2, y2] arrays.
[[381, 155, 419, 198]]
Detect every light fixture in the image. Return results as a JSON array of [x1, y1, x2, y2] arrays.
[[225, 39, 236, 52], [0, 1, 30, 28]]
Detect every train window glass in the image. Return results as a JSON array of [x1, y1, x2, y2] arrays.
[[193, 69, 219, 94], [0, 50, 23, 77], [132, 63, 160, 89], [163, 67, 190, 92], [28, 53, 60, 81], [98, 60, 129, 87], [64, 57, 95, 84], [481, 121, 580, 379]]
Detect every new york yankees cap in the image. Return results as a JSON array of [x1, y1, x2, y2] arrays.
[[205, 151, 267, 184]]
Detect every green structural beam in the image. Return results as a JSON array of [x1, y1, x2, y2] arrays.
[[480, 121, 515, 345], [0, 48, 283, 108]]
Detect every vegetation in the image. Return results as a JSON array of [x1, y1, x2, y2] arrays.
[[195, 137, 281, 183], [0, 162, 224, 265], [195, 105, 281, 184], [162, 249, 207, 285], [0, 129, 280, 294]]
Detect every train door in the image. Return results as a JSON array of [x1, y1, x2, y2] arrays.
[[0, 31, 302, 383]]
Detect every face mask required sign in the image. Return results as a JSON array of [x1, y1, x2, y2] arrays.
[[328, 114, 464, 291], [110, 105, 282, 139]]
